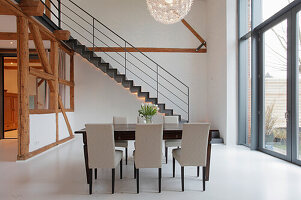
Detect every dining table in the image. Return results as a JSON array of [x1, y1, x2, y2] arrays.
[[75, 123, 213, 184]]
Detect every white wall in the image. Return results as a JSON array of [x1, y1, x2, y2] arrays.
[[73, 54, 145, 130], [29, 114, 56, 152], [206, 0, 238, 144], [29, 112, 74, 152]]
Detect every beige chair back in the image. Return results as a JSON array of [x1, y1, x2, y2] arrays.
[[85, 124, 115, 168], [113, 116, 127, 124], [164, 116, 179, 124], [180, 123, 210, 166], [135, 124, 163, 168]]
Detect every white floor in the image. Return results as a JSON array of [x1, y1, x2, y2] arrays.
[[0, 136, 301, 200]]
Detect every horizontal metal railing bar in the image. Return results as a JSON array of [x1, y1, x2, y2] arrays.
[[61, 12, 94, 38], [61, 21, 93, 45], [59, 0, 94, 27]]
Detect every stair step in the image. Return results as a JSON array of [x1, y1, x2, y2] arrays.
[[162, 109, 173, 116], [114, 74, 125, 83], [145, 98, 157, 104], [157, 104, 165, 111], [138, 92, 149, 99], [211, 130, 220, 138], [106, 68, 117, 78], [122, 80, 133, 88], [130, 86, 141, 93], [211, 138, 224, 144]]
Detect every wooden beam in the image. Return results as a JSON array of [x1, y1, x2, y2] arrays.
[[37, 79, 44, 87], [59, 79, 74, 87], [5, 58, 41, 64], [17, 135, 74, 160], [70, 54, 74, 110], [45, 0, 51, 19], [181, 19, 207, 47], [0, 6, 14, 15], [28, 23, 55, 91], [16, 16, 30, 159], [53, 30, 70, 41], [50, 41, 59, 141], [29, 109, 55, 114], [29, 67, 55, 80], [0, 49, 38, 54], [0, 32, 49, 40], [58, 96, 73, 137], [88, 47, 207, 53], [4, 65, 42, 70], [19, 0, 44, 16]]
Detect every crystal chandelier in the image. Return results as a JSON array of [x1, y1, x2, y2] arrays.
[[146, 0, 193, 24]]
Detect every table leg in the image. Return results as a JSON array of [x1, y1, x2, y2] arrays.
[[205, 133, 212, 181], [84, 144, 89, 184]]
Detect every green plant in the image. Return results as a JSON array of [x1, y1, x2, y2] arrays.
[[265, 103, 278, 135], [274, 128, 286, 141], [138, 103, 159, 120]]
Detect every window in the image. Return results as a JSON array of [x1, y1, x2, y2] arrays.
[[239, 0, 301, 165], [29, 48, 74, 113]]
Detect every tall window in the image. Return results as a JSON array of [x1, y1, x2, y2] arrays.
[[239, 0, 301, 165]]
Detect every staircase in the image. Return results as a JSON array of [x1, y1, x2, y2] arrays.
[[38, 0, 190, 122]]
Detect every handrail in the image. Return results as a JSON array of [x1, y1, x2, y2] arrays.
[[39, 0, 190, 120]]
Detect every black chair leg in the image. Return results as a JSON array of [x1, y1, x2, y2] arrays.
[[120, 159, 123, 179], [136, 169, 139, 194], [172, 157, 175, 178], [89, 168, 92, 194], [202, 167, 206, 191], [165, 147, 168, 164], [197, 166, 200, 177], [134, 163, 136, 179], [158, 168, 162, 193], [112, 168, 115, 194], [125, 148, 128, 165], [181, 166, 184, 192], [95, 168, 97, 179]]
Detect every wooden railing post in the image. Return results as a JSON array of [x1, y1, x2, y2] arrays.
[[50, 41, 59, 142], [17, 16, 30, 159]]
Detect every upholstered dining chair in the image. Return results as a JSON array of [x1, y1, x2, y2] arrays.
[[113, 116, 129, 165], [172, 123, 210, 192], [164, 115, 180, 164], [134, 124, 163, 193], [85, 124, 123, 194]]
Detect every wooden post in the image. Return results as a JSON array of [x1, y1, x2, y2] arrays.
[[45, 0, 51, 19], [17, 16, 30, 159], [70, 54, 74, 110], [50, 41, 59, 142]]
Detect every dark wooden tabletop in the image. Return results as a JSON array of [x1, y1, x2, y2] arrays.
[[75, 123, 184, 134]]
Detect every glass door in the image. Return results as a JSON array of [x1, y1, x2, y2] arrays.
[[260, 18, 291, 160]]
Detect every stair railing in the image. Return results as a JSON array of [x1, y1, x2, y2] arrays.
[[39, 0, 190, 121]]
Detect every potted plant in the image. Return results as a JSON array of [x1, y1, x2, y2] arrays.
[[138, 103, 159, 123]]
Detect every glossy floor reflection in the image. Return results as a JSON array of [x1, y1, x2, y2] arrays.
[[0, 136, 301, 200]]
